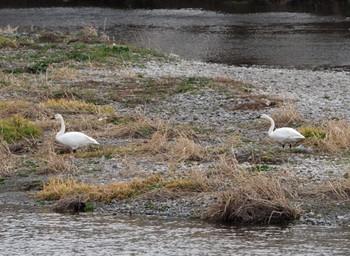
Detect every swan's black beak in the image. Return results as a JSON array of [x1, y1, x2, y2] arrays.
[[51, 115, 55, 120]]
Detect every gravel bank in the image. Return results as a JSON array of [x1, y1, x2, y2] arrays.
[[131, 59, 350, 121]]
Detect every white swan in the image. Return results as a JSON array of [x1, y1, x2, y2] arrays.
[[260, 114, 305, 148], [54, 114, 99, 152]]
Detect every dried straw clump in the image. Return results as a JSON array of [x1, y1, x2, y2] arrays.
[[144, 131, 169, 154], [270, 101, 304, 127], [301, 120, 350, 154], [204, 169, 302, 224], [0, 140, 13, 177], [80, 25, 99, 37], [0, 25, 18, 34], [49, 66, 78, 81], [170, 134, 208, 162], [308, 178, 350, 201], [321, 120, 350, 153]]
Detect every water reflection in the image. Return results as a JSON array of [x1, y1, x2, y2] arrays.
[[1, 204, 350, 256]]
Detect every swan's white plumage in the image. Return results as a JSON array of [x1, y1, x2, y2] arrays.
[[54, 114, 99, 151], [260, 114, 304, 148]]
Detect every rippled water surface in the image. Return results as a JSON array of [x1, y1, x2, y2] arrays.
[[1, 204, 350, 256], [0, 7, 349, 69]]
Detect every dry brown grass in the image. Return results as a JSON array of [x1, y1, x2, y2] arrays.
[[321, 120, 350, 153], [202, 154, 302, 224], [37, 173, 208, 203], [143, 130, 169, 154], [0, 100, 52, 119], [0, 25, 18, 34], [42, 98, 115, 115], [49, 66, 78, 81], [0, 72, 50, 99], [0, 140, 13, 177], [170, 134, 208, 162], [37, 142, 77, 174], [80, 25, 99, 37], [301, 120, 350, 154], [270, 101, 305, 126]]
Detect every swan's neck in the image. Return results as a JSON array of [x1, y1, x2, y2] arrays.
[[266, 116, 275, 135], [57, 117, 66, 137]]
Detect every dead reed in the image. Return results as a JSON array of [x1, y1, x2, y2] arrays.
[[38, 142, 77, 174], [301, 120, 350, 154], [203, 155, 302, 224], [49, 66, 78, 81], [0, 140, 12, 177], [270, 101, 305, 126]]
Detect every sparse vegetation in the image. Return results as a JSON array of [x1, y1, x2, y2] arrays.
[[1, 27, 349, 226]]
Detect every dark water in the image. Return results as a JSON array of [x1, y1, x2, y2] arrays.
[[1, 204, 350, 256], [0, 4, 349, 69]]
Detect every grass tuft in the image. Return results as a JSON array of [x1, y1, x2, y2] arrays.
[[49, 66, 78, 81], [170, 134, 207, 162], [37, 173, 207, 203], [204, 173, 302, 224], [270, 101, 304, 126], [0, 115, 42, 143], [300, 120, 350, 153], [0, 35, 18, 48]]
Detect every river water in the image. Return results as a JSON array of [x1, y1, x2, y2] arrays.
[[0, 6, 349, 69], [1, 204, 350, 256]]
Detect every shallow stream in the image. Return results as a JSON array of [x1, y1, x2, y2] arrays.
[[1, 204, 350, 256]]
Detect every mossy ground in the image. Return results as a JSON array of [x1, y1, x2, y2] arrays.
[[1, 27, 350, 225]]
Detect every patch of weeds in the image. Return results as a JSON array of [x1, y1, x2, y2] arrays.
[[91, 44, 129, 61], [0, 115, 42, 143], [300, 126, 327, 140], [84, 202, 95, 212], [174, 77, 208, 93], [85, 168, 104, 173], [26, 61, 49, 74], [249, 164, 273, 172], [0, 35, 18, 48], [0, 177, 6, 185]]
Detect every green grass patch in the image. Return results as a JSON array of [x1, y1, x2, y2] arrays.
[[0, 115, 42, 143], [300, 126, 327, 140]]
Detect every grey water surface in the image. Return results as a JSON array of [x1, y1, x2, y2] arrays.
[[1, 204, 350, 256], [0, 7, 349, 69]]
